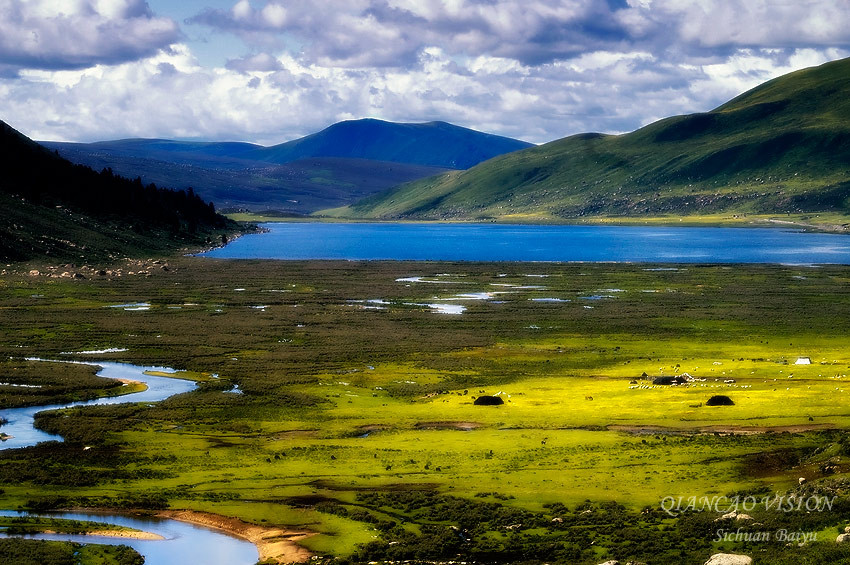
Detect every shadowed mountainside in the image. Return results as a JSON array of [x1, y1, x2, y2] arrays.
[[1, 120, 238, 263]]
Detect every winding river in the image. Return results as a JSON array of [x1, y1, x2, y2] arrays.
[[0, 359, 196, 451], [0, 509, 258, 564], [0, 359, 260, 564]]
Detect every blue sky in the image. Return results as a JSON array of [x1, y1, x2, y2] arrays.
[[1, 1, 849, 145]]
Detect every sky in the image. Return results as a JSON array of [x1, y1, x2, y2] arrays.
[[1, 1, 849, 146]]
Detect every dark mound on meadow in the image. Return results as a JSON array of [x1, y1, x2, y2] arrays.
[[706, 395, 735, 406], [473, 396, 504, 406]]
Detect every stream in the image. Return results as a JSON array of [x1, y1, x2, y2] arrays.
[[0, 359, 260, 564], [0, 359, 196, 451]]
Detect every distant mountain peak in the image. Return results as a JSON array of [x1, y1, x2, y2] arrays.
[[257, 118, 533, 169]]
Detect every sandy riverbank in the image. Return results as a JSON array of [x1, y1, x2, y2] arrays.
[[158, 509, 315, 563], [39, 528, 164, 540]]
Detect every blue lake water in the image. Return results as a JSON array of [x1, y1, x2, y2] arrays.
[[200, 222, 850, 263]]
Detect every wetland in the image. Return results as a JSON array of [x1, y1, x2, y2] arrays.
[[3, 256, 850, 564]]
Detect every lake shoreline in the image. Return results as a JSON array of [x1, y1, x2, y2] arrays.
[[200, 221, 850, 263], [231, 213, 850, 234]]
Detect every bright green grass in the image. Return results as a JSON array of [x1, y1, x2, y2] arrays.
[[3, 259, 850, 563]]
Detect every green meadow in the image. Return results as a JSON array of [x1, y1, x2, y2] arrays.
[[3, 259, 850, 564]]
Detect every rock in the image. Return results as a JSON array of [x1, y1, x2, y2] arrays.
[[28, 269, 39, 276], [597, 561, 620, 565], [704, 554, 752, 565], [837, 533, 850, 543], [798, 477, 807, 485], [844, 525, 850, 534]]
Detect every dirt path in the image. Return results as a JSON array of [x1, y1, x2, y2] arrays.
[[762, 218, 850, 234], [158, 509, 315, 563]]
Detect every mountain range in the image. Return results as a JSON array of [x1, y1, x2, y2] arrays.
[[41, 119, 533, 215], [332, 57, 850, 222]]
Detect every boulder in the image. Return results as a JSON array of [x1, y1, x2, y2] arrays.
[[837, 533, 850, 543], [704, 554, 752, 565]]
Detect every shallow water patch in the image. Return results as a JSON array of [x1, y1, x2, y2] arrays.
[[106, 302, 151, 311]]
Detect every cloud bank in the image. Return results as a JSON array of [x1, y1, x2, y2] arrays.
[[0, 0, 181, 75], [1, 1, 849, 145]]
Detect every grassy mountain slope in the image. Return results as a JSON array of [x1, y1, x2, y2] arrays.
[[249, 118, 534, 169], [339, 58, 850, 221], [41, 119, 525, 213], [1, 120, 237, 263]]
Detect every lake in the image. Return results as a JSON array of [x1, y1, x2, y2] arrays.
[[200, 222, 850, 263]]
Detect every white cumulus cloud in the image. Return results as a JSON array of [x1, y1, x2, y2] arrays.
[[0, 0, 181, 74]]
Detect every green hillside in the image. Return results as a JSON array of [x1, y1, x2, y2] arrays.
[[335, 58, 850, 223], [1, 121, 238, 263]]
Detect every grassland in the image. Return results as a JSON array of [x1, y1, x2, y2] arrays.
[[0, 537, 143, 565], [3, 258, 850, 564]]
